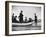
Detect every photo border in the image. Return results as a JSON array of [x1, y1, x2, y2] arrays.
[[5, 1, 45, 36]]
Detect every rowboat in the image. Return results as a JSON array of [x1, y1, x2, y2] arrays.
[[12, 22, 33, 26]]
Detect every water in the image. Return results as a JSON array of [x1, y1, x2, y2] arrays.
[[12, 22, 41, 31]]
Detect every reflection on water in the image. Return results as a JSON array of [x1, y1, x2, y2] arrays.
[[12, 22, 41, 31]]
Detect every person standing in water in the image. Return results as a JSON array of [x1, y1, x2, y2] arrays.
[[34, 13, 37, 26]]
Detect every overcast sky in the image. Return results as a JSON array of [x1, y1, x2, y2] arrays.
[[12, 5, 41, 20]]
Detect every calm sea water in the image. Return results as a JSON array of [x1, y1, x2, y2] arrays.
[[12, 22, 41, 31]]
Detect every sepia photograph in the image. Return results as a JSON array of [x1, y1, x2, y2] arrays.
[[5, 1, 45, 36]]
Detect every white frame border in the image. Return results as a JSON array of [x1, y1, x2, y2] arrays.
[[9, 3, 44, 34]]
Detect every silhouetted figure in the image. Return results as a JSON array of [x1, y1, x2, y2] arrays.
[[12, 13, 14, 22], [19, 10, 23, 23], [34, 13, 37, 23], [14, 16, 19, 23], [25, 17, 27, 22], [28, 18, 32, 22], [34, 13, 37, 26]]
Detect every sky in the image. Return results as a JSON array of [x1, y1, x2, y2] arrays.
[[12, 5, 41, 20]]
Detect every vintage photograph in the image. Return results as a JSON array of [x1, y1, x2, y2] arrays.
[[5, 1, 45, 36], [12, 6, 41, 31]]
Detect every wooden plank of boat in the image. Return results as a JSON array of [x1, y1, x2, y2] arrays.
[[12, 22, 33, 25]]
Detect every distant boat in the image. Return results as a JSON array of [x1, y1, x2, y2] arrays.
[[12, 22, 33, 26]]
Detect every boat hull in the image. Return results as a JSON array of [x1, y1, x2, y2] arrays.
[[12, 22, 33, 27]]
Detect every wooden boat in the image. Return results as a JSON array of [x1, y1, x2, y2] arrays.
[[12, 22, 33, 26]]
